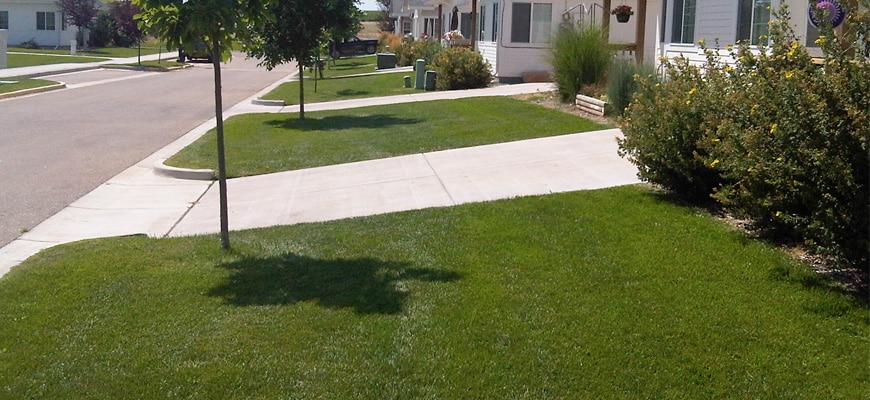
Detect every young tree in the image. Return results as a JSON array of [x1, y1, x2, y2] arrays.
[[135, 0, 270, 249], [376, 0, 394, 32], [109, 0, 143, 48], [248, 0, 358, 119], [56, 0, 99, 47]]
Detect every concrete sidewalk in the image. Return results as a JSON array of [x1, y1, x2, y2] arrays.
[[0, 82, 640, 278]]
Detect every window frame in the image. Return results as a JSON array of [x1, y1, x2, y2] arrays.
[[492, 2, 499, 41], [510, 2, 552, 44], [670, 0, 696, 44], [37, 11, 56, 31], [737, 0, 772, 45]]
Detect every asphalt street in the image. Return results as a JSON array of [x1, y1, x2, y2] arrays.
[[0, 55, 294, 246]]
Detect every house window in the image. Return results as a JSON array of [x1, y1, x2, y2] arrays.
[[37, 11, 56, 31], [480, 6, 486, 40], [0, 11, 8, 30], [671, 0, 696, 44], [511, 2, 552, 43], [492, 3, 499, 41], [402, 20, 412, 35], [737, 0, 772, 45]]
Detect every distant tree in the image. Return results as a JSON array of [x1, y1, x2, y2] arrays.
[[56, 0, 99, 47], [135, 0, 272, 250], [109, 0, 143, 47], [248, 0, 358, 119], [376, 0, 394, 32]]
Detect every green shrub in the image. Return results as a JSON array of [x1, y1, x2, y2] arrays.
[[606, 58, 658, 116], [705, 5, 869, 266], [617, 53, 725, 200], [431, 47, 493, 90], [395, 40, 442, 67], [618, 4, 869, 267], [548, 24, 612, 102], [18, 38, 40, 49], [89, 13, 116, 48]]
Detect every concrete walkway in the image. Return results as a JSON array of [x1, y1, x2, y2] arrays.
[[0, 80, 640, 278]]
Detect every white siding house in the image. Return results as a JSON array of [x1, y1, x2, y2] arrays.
[[0, 0, 79, 47], [393, 0, 642, 82], [658, 0, 837, 64]]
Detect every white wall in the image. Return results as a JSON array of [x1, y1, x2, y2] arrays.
[[2, 1, 76, 47]]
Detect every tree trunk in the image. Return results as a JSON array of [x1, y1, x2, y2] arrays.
[[211, 39, 230, 249], [298, 61, 305, 120]]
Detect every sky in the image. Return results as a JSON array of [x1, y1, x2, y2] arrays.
[[358, 0, 380, 11]]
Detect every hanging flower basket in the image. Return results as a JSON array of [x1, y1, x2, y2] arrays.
[[611, 5, 633, 23]]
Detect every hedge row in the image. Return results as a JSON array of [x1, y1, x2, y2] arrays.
[[618, 5, 869, 267]]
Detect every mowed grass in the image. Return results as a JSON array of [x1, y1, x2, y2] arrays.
[[0, 78, 59, 94], [8, 45, 167, 58], [4, 53, 108, 68], [262, 72, 419, 104], [0, 186, 865, 398], [165, 97, 606, 177]]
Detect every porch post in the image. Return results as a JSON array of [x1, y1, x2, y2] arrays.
[[438, 4, 443, 38], [471, 0, 478, 49], [602, 0, 612, 41], [635, 0, 647, 64]]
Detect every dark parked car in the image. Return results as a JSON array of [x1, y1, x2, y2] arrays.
[[178, 42, 212, 62], [329, 36, 379, 59]]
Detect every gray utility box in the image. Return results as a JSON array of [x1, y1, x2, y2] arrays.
[[377, 53, 397, 69]]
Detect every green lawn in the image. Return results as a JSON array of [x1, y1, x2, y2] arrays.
[[0, 186, 865, 398], [263, 72, 419, 104], [5, 53, 108, 68], [165, 97, 607, 177], [9, 45, 168, 58], [0, 78, 59, 94]]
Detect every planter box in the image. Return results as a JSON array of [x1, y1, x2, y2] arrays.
[[575, 94, 608, 116]]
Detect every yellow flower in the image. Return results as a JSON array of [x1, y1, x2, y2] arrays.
[[698, 38, 706, 45], [725, 66, 733, 72], [815, 35, 826, 46], [747, 167, 754, 173], [784, 71, 794, 78], [775, 211, 782, 217], [710, 159, 720, 167], [686, 100, 692, 105], [776, 157, 783, 161], [688, 87, 697, 95], [770, 123, 778, 134]]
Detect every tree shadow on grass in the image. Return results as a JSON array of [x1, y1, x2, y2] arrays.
[[336, 89, 370, 97], [208, 253, 461, 314], [264, 114, 422, 132]]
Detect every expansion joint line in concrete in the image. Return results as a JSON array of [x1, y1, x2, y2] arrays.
[[163, 180, 216, 238], [422, 153, 457, 205]]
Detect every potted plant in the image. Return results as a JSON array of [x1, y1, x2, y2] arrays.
[[611, 5, 633, 23]]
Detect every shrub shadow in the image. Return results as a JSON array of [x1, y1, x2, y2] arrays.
[[208, 253, 461, 314], [265, 114, 422, 132]]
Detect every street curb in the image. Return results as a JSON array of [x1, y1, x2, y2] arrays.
[[100, 64, 193, 72], [0, 83, 67, 100], [153, 159, 215, 181], [252, 98, 285, 106]]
